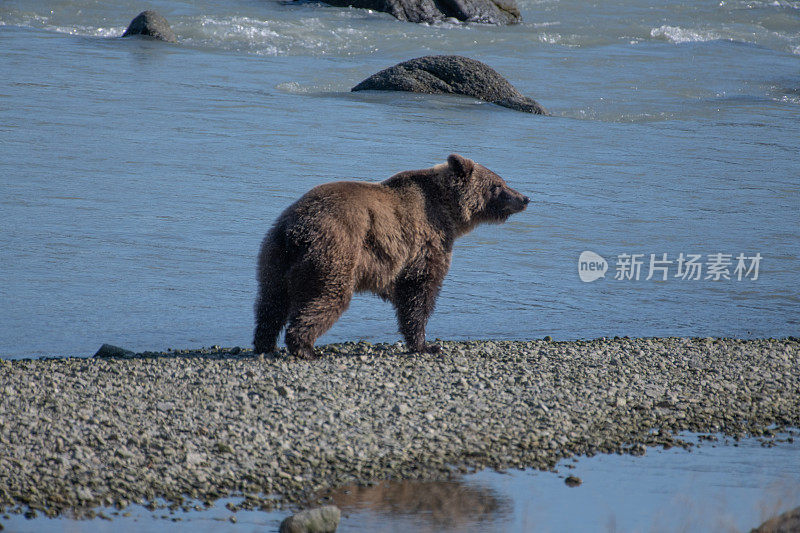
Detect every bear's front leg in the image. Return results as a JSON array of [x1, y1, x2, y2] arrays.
[[393, 264, 446, 354]]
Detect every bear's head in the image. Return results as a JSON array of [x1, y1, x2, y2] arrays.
[[445, 154, 529, 231]]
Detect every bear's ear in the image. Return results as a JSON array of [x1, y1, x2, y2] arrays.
[[447, 154, 474, 178]]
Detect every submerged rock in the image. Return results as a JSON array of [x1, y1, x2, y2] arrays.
[[279, 505, 341, 533], [121, 11, 177, 43], [352, 55, 548, 114], [311, 0, 519, 24]]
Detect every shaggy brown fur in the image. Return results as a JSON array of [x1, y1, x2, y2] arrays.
[[253, 154, 529, 359]]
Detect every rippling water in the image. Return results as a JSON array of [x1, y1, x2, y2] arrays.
[[1, 0, 799, 358]]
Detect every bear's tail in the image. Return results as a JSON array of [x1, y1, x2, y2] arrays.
[[253, 226, 290, 354]]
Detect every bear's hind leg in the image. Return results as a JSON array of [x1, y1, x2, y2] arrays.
[[284, 262, 354, 360], [254, 286, 288, 354], [253, 240, 290, 354]]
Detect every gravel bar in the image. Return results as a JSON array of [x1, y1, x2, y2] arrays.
[[1, 337, 798, 519]]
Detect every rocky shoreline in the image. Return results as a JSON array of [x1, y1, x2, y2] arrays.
[[0, 337, 798, 520]]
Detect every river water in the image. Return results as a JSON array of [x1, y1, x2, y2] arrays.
[[1, 0, 799, 358]]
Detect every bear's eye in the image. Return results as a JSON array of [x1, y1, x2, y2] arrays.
[[490, 184, 501, 195]]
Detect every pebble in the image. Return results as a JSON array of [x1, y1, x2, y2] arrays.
[[564, 475, 582, 487], [0, 337, 797, 518]]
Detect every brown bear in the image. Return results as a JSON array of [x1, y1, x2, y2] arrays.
[[253, 154, 529, 359]]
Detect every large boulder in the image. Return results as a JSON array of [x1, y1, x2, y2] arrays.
[[314, 0, 520, 24], [352, 55, 548, 114], [121, 11, 177, 43]]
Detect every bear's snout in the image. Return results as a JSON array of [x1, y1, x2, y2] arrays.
[[501, 189, 529, 213]]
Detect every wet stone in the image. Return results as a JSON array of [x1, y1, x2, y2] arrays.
[[280, 505, 341, 533], [121, 10, 177, 43], [93, 344, 135, 359]]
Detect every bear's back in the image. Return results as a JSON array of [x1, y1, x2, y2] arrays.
[[277, 179, 442, 294], [285, 181, 402, 233]]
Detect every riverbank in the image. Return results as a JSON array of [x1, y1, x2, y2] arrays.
[[0, 337, 798, 519]]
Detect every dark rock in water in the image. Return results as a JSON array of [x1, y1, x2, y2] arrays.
[[564, 475, 582, 487], [121, 11, 177, 43], [93, 344, 135, 359], [279, 505, 341, 533], [314, 0, 519, 24], [352, 55, 548, 114], [751, 506, 800, 533]]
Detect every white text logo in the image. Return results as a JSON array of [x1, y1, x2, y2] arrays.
[[578, 252, 762, 282], [578, 251, 608, 282]]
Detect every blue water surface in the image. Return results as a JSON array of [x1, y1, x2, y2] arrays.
[[1, 1, 799, 358]]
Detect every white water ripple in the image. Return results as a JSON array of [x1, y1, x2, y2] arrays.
[[650, 25, 721, 44]]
